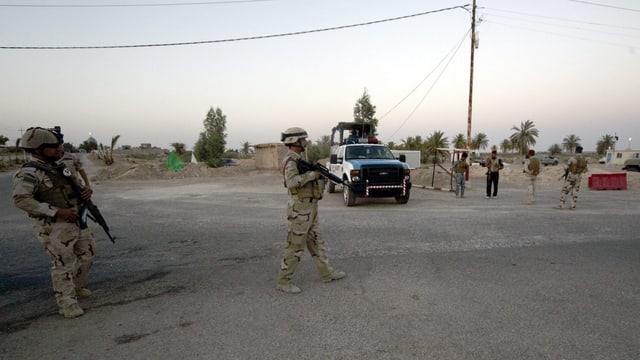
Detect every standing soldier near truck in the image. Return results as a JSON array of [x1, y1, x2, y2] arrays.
[[276, 127, 345, 294], [556, 146, 588, 209]]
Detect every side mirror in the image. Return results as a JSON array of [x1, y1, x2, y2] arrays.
[[330, 154, 338, 164], [399, 154, 406, 162]]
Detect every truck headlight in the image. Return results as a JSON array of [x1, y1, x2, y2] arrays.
[[350, 169, 360, 182]]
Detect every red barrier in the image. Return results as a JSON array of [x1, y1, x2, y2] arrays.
[[588, 173, 627, 190]]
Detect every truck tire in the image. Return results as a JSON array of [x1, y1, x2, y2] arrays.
[[327, 180, 336, 193], [395, 189, 410, 204], [343, 184, 356, 206]]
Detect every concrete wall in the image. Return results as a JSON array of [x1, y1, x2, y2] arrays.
[[254, 143, 288, 170]]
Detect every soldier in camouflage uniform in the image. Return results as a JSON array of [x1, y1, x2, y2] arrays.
[[276, 127, 345, 294], [523, 149, 540, 204], [557, 146, 588, 209], [452, 152, 469, 198], [12, 127, 96, 318]]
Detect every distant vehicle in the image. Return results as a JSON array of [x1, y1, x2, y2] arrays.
[[622, 159, 640, 172], [223, 158, 238, 166], [540, 155, 559, 166], [598, 157, 606, 164], [471, 157, 485, 167]]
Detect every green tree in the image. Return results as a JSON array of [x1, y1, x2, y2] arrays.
[[171, 142, 186, 155], [470, 133, 489, 152], [500, 139, 512, 153], [509, 119, 539, 155], [0, 134, 8, 146], [79, 136, 98, 152], [353, 89, 378, 135], [548, 143, 562, 155], [596, 134, 615, 155], [99, 135, 121, 165], [194, 106, 227, 167], [240, 141, 253, 158], [306, 135, 331, 162], [453, 133, 467, 149], [425, 130, 449, 164], [562, 134, 581, 154]]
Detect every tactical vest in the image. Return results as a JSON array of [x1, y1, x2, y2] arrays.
[[528, 158, 540, 176], [281, 155, 322, 200], [23, 162, 79, 209], [455, 160, 467, 173], [569, 157, 587, 174]]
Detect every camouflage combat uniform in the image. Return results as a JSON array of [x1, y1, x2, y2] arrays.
[[524, 156, 540, 204], [559, 154, 588, 209], [277, 151, 337, 286], [13, 158, 96, 311]]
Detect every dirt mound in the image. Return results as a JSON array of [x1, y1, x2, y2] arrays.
[[85, 153, 639, 191]]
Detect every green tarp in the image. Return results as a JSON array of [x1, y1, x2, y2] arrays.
[[166, 152, 185, 171]]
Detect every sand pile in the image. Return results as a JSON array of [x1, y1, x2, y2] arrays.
[[86, 153, 639, 191]]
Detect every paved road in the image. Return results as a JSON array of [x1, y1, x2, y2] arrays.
[[1, 166, 639, 359]]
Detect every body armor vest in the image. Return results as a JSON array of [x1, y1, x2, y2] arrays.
[[23, 162, 79, 209], [569, 157, 587, 174]]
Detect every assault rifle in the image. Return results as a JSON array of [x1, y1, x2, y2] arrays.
[[558, 168, 569, 182], [79, 200, 116, 243], [297, 158, 344, 185]]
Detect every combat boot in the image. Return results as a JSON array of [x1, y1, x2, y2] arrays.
[[276, 283, 302, 294], [323, 270, 346, 283], [76, 288, 92, 298], [59, 303, 84, 318]]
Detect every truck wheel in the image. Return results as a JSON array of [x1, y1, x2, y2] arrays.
[[327, 181, 336, 193], [395, 189, 410, 204], [343, 184, 356, 206]]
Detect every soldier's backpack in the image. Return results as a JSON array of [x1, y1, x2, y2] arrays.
[[529, 157, 540, 176]]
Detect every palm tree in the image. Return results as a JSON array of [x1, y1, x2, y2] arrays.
[[596, 134, 615, 155], [453, 133, 467, 149], [471, 133, 489, 152], [510, 120, 539, 155], [241, 141, 252, 158], [500, 139, 512, 154], [562, 134, 582, 154], [425, 130, 449, 164]]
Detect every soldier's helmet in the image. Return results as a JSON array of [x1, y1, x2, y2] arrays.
[[20, 127, 63, 151], [280, 127, 308, 145]]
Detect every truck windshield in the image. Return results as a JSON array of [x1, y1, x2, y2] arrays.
[[345, 146, 395, 160]]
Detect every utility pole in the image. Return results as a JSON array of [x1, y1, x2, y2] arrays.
[[466, 0, 477, 150]]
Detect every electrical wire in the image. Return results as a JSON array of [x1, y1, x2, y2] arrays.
[[383, 28, 471, 143], [483, 7, 640, 32], [568, 0, 640, 12], [482, 11, 640, 40], [0, 5, 470, 50], [0, 0, 274, 7]]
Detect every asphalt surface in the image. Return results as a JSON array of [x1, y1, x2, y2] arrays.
[[1, 166, 639, 360]]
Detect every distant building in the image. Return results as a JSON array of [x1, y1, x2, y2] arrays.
[[140, 143, 152, 149], [253, 143, 287, 170], [604, 149, 640, 165]]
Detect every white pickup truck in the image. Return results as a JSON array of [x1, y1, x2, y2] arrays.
[[326, 143, 411, 206]]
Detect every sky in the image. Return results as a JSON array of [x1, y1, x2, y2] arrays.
[[1, 0, 639, 153]]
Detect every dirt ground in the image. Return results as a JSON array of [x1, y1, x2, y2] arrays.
[[84, 152, 640, 191]]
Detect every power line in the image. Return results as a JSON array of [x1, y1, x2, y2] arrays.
[[0, 5, 470, 50], [485, 19, 638, 49], [568, 0, 640, 12], [0, 0, 274, 7], [483, 11, 640, 40], [383, 28, 471, 143], [484, 7, 640, 32]]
